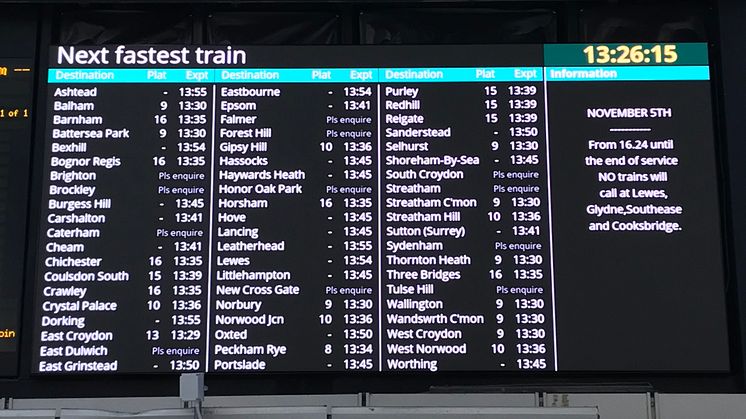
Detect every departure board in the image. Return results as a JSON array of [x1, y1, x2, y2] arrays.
[[33, 44, 729, 374]]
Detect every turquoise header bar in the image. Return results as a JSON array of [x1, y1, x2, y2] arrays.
[[49, 66, 708, 83], [379, 67, 542, 82], [48, 69, 215, 83], [218, 68, 378, 83], [545, 65, 710, 81], [49, 67, 545, 83], [48, 68, 378, 83]]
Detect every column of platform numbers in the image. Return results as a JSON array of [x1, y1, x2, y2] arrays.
[[148, 85, 212, 372], [319, 84, 378, 371]]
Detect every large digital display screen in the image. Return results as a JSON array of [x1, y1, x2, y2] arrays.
[[32, 44, 729, 374]]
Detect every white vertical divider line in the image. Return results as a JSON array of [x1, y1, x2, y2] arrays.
[[377, 83, 383, 371], [205, 84, 217, 371], [376, 80, 383, 372], [542, 68, 559, 371]]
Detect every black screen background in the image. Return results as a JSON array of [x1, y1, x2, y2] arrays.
[[548, 81, 728, 371], [28, 46, 729, 374]]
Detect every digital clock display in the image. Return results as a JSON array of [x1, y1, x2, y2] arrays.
[[583, 44, 679, 64]]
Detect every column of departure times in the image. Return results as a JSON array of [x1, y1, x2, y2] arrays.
[[488, 78, 556, 371], [319, 76, 379, 371], [148, 81, 213, 372]]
